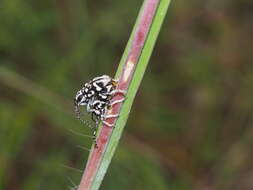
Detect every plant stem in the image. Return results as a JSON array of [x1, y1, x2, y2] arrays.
[[78, 0, 171, 189]]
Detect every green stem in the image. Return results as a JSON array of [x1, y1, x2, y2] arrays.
[[78, 0, 171, 189]]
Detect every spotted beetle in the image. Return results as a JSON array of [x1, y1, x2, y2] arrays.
[[74, 75, 126, 139]]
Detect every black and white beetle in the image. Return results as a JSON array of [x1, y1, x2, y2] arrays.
[[74, 75, 125, 138]]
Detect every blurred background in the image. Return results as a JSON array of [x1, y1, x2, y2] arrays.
[[0, 0, 253, 189]]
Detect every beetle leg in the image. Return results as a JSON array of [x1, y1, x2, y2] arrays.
[[110, 98, 125, 106], [102, 120, 115, 128]]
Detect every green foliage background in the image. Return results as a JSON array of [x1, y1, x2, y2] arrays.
[[0, 0, 253, 189]]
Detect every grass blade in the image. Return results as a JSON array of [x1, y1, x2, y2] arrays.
[[78, 0, 171, 189]]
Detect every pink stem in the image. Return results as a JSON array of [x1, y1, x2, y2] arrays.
[[78, 0, 160, 189]]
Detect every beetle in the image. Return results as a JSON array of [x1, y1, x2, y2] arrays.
[[74, 75, 126, 139]]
